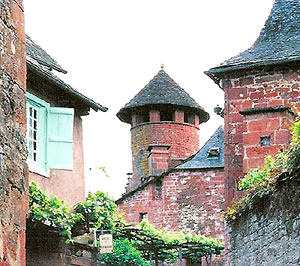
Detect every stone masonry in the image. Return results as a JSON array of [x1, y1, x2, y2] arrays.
[[228, 174, 300, 266], [222, 67, 300, 208], [0, 0, 28, 265], [117, 169, 224, 241]]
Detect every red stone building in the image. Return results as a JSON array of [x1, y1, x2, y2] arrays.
[[206, 0, 300, 263], [206, 0, 300, 209], [25, 36, 108, 206], [116, 68, 225, 247]]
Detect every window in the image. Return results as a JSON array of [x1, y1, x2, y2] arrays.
[[139, 213, 148, 222], [184, 113, 195, 125], [26, 92, 74, 177], [260, 136, 271, 147], [207, 147, 220, 158], [160, 110, 173, 121]]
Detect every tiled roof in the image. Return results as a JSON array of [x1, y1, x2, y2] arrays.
[[26, 35, 108, 112], [207, 0, 300, 76], [177, 126, 224, 169], [117, 69, 209, 123]]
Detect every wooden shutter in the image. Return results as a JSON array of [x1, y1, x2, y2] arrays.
[[48, 107, 74, 170]]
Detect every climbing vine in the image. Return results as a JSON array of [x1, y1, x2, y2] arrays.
[[28, 182, 83, 242], [28, 183, 224, 264]]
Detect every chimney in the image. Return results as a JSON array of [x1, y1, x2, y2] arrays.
[[147, 144, 170, 176]]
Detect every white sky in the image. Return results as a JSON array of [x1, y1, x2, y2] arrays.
[[23, 0, 275, 200]]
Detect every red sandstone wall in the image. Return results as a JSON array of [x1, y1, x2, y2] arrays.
[[29, 115, 85, 206], [129, 122, 199, 190], [222, 68, 300, 207], [118, 169, 224, 241], [242, 110, 293, 173], [0, 0, 28, 265]]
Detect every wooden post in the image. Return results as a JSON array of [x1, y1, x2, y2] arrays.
[[178, 246, 183, 266]]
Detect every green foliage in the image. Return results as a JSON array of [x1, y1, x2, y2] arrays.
[[74, 191, 118, 232], [225, 118, 300, 222], [238, 152, 287, 191], [101, 239, 150, 266], [28, 183, 224, 261], [28, 182, 83, 241], [115, 220, 224, 262]]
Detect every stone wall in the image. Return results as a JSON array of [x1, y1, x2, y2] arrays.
[[227, 175, 300, 266], [118, 169, 224, 241], [26, 222, 101, 266], [222, 66, 300, 208], [0, 0, 27, 265]]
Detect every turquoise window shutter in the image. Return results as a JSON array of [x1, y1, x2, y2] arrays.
[[48, 107, 74, 170]]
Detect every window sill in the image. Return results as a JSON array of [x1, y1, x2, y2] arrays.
[[27, 162, 49, 178]]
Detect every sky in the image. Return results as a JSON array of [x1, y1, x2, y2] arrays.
[[23, 0, 275, 199]]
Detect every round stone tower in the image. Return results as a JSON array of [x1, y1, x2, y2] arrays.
[[117, 67, 209, 191]]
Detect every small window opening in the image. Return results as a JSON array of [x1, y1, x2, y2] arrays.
[[207, 147, 220, 158], [139, 213, 148, 222], [184, 113, 195, 125], [260, 136, 271, 147], [160, 110, 173, 121], [142, 113, 149, 123], [136, 113, 149, 124]]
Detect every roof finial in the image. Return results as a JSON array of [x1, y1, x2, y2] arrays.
[[161, 64, 164, 70]]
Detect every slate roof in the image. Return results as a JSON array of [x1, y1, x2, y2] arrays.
[[26, 35, 108, 112], [177, 126, 224, 169], [26, 35, 67, 74], [207, 0, 300, 77], [117, 69, 209, 123]]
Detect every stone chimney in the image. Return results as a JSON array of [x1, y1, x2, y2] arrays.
[[147, 144, 170, 176]]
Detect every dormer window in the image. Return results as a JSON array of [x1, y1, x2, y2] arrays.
[[207, 147, 220, 158]]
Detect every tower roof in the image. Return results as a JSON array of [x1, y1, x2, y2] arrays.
[[117, 68, 209, 123], [207, 0, 300, 77], [177, 126, 224, 170]]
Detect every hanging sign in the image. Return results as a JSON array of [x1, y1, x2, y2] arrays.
[[99, 234, 113, 254]]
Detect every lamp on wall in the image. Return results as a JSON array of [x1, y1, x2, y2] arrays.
[[214, 105, 224, 118]]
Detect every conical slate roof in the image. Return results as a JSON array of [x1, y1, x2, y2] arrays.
[[207, 0, 300, 76], [177, 126, 224, 170], [117, 69, 209, 123]]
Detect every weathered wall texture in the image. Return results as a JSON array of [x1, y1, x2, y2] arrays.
[[228, 175, 300, 266], [129, 122, 199, 190], [27, 222, 100, 266], [118, 169, 224, 241], [0, 0, 28, 265], [222, 67, 300, 208], [27, 71, 86, 206]]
